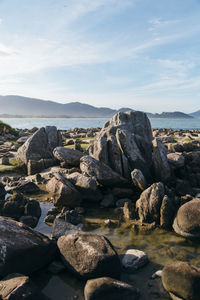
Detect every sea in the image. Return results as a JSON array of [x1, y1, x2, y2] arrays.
[[1, 117, 200, 130]]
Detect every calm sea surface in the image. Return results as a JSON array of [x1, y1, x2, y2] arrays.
[[1, 117, 200, 130]]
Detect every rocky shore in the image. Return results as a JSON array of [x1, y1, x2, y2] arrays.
[[0, 111, 200, 300]]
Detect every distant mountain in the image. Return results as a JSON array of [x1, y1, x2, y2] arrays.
[[190, 110, 200, 118], [147, 111, 194, 119], [0, 95, 195, 119], [0, 95, 116, 117]]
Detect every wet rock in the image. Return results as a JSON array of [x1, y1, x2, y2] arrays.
[[136, 182, 165, 224], [162, 261, 200, 300], [57, 232, 121, 279], [84, 277, 140, 300], [51, 217, 82, 239], [122, 249, 148, 272], [0, 273, 39, 300], [47, 260, 65, 274], [89, 111, 153, 181], [46, 173, 81, 207], [0, 216, 57, 276], [131, 169, 147, 191], [53, 147, 84, 166], [80, 155, 128, 187], [173, 198, 200, 239], [152, 138, 171, 183]]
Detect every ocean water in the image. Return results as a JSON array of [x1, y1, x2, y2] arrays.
[[1, 117, 200, 130]]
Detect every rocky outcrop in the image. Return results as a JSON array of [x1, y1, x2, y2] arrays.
[[84, 277, 140, 300], [136, 182, 175, 227], [46, 173, 81, 207], [173, 198, 200, 239], [162, 261, 200, 300], [80, 155, 128, 187], [53, 147, 84, 166], [57, 232, 121, 279], [89, 111, 153, 181], [0, 216, 57, 276], [17, 126, 62, 174]]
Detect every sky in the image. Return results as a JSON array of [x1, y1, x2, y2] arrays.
[[0, 0, 200, 113]]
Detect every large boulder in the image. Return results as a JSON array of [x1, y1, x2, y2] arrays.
[[0, 216, 57, 276], [57, 232, 121, 279], [84, 277, 140, 300], [46, 173, 81, 207], [162, 261, 200, 300], [53, 147, 84, 167], [0, 273, 39, 300], [17, 126, 62, 173], [80, 155, 128, 187], [89, 111, 153, 180], [173, 198, 200, 239]]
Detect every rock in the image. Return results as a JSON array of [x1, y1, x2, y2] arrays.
[[162, 261, 200, 300], [122, 249, 148, 272], [53, 147, 84, 166], [175, 179, 193, 196], [152, 138, 171, 182], [0, 273, 39, 300], [47, 260, 65, 274], [160, 195, 175, 229], [84, 277, 140, 300], [167, 152, 185, 168], [46, 173, 81, 207], [0, 216, 57, 276], [57, 232, 121, 279], [51, 217, 82, 239], [89, 111, 153, 181], [67, 172, 102, 202], [17, 136, 30, 144], [136, 182, 165, 224], [112, 187, 134, 198], [131, 169, 147, 191], [24, 199, 41, 218], [27, 158, 56, 175], [7, 180, 40, 194], [80, 155, 128, 187], [173, 198, 200, 239], [17, 126, 62, 172], [123, 202, 134, 220]]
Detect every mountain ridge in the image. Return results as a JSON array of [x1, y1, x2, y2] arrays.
[[0, 95, 198, 118]]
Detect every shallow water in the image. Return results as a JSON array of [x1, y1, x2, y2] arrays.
[[34, 204, 200, 300]]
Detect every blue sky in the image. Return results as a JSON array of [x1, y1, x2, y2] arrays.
[[0, 0, 200, 112]]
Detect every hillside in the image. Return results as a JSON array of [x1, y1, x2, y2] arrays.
[[147, 111, 194, 119], [190, 110, 200, 118], [0, 95, 116, 117]]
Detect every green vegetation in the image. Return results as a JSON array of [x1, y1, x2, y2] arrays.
[[0, 120, 18, 137], [0, 158, 23, 174], [64, 136, 95, 151]]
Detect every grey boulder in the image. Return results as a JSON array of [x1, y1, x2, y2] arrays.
[[53, 147, 84, 166]]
